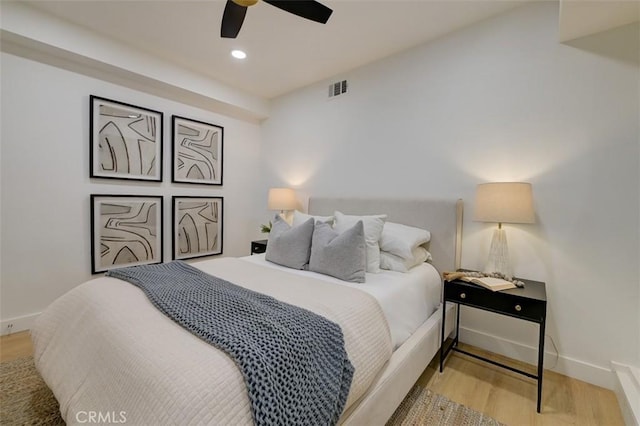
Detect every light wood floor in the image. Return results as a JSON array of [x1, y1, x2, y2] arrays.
[[0, 331, 34, 363], [420, 343, 624, 426], [1, 331, 624, 425]]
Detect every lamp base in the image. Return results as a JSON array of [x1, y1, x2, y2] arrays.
[[484, 228, 512, 280], [279, 210, 293, 225]]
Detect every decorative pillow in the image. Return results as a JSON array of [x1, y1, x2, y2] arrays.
[[265, 215, 314, 270], [309, 221, 366, 283], [379, 222, 431, 260], [333, 211, 386, 273], [380, 246, 432, 273], [292, 210, 334, 227]]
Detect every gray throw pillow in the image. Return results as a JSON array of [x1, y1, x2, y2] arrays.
[[265, 215, 314, 270], [309, 220, 366, 283]]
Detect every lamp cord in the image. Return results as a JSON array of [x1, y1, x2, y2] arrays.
[[546, 334, 559, 370]]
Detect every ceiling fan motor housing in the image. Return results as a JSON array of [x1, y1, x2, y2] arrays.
[[232, 0, 259, 7]]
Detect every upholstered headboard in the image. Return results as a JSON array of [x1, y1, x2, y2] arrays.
[[308, 198, 463, 274]]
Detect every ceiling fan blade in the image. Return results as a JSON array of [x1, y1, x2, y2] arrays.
[[221, 0, 248, 38], [263, 0, 333, 24]]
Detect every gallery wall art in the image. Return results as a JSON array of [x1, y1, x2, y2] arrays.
[[88, 96, 228, 272], [91, 195, 163, 273], [173, 196, 223, 260], [90, 96, 163, 181], [172, 116, 224, 185]]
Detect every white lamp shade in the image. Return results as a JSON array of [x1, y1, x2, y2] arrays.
[[267, 188, 297, 211], [474, 182, 535, 224]]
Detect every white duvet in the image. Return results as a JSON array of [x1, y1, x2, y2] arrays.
[[244, 254, 442, 349], [32, 258, 393, 425]]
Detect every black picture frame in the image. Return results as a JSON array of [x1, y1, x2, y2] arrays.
[[90, 95, 163, 182], [172, 115, 224, 185], [91, 194, 164, 274], [172, 196, 224, 260]]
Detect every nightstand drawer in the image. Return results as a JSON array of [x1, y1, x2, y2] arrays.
[[445, 281, 545, 322], [251, 240, 267, 255]]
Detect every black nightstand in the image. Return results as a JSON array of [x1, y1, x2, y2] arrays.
[[250, 239, 268, 255], [440, 274, 547, 413]]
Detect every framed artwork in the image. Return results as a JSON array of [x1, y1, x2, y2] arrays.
[[91, 195, 163, 274], [173, 196, 223, 260], [90, 95, 163, 181], [172, 115, 224, 185]]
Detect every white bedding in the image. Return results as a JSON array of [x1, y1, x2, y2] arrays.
[[243, 254, 441, 349], [32, 258, 393, 425]]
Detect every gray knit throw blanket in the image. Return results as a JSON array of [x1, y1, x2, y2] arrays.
[[107, 261, 354, 426]]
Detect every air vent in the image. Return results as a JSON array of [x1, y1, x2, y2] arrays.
[[328, 80, 348, 98]]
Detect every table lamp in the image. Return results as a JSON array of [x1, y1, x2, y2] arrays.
[[474, 182, 535, 279], [267, 187, 297, 217]]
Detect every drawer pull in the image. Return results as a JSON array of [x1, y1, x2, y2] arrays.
[[460, 293, 466, 299], [515, 304, 522, 312]]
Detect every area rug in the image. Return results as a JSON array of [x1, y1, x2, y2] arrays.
[[387, 385, 505, 425], [0, 357, 64, 425], [1, 356, 504, 425]]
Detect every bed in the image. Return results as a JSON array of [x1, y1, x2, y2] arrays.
[[32, 197, 463, 425]]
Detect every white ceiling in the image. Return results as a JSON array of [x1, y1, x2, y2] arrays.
[[559, 0, 640, 41], [24, 0, 526, 99]]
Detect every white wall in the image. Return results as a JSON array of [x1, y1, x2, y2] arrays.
[[260, 3, 639, 387], [0, 53, 262, 327], [0, 1, 269, 122]]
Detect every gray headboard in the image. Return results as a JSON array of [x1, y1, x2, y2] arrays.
[[308, 197, 463, 274]]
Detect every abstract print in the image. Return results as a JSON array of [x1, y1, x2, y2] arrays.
[[91, 195, 163, 273], [173, 197, 223, 260], [91, 96, 163, 181], [172, 116, 223, 185]]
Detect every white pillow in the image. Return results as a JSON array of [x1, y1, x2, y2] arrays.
[[379, 222, 431, 260], [380, 246, 432, 273], [292, 210, 334, 227], [333, 211, 387, 273]]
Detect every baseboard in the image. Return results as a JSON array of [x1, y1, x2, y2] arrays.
[[459, 326, 615, 389], [612, 362, 640, 426], [1, 313, 39, 336]]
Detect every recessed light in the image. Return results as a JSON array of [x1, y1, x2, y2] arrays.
[[231, 50, 247, 59]]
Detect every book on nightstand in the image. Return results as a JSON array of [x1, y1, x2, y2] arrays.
[[460, 276, 516, 292]]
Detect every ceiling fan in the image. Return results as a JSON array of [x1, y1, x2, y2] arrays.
[[221, 0, 333, 39]]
